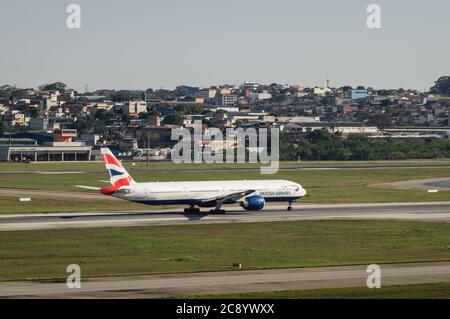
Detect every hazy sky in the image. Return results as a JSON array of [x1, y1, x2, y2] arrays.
[[0, 0, 449, 91]]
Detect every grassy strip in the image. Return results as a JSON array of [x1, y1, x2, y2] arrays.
[[0, 197, 151, 214], [180, 282, 450, 299], [1, 220, 450, 281]]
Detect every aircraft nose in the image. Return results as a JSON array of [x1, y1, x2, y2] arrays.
[[297, 184, 307, 196], [300, 188, 307, 196]]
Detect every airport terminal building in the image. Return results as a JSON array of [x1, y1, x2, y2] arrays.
[[0, 130, 92, 162], [0, 144, 92, 162]]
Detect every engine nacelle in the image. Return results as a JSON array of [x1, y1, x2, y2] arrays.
[[241, 195, 265, 211]]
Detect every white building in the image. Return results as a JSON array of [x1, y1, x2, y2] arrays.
[[282, 122, 379, 135], [221, 94, 238, 106], [277, 116, 321, 123], [241, 82, 259, 91], [122, 100, 147, 117], [248, 92, 272, 101]]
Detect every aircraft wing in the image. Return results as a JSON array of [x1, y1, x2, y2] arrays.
[[200, 189, 255, 206]]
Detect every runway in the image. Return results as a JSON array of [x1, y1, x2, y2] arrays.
[[1, 262, 449, 298], [1, 201, 450, 231]]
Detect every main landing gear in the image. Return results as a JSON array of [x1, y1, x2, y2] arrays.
[[210, 201, 226, 214], [184, 206, 200, 214]]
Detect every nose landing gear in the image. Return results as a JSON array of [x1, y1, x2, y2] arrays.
[[287, 202, 294, 211]]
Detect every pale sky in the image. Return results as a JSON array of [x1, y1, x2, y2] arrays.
[[0, 0, 449, 91]]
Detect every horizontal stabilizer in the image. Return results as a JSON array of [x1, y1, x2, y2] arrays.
[[74, 185, 101, 191]]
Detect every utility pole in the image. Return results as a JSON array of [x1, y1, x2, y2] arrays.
[[326, 79, 331, 88]]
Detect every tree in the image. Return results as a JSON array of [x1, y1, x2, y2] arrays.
[[175, 104, 204, 115], [215, 109, 228, 115], [162, 112, 183, 125], [0, 90, 11, 99], [28, 107, 40, 118], [202, 119, 212, 127], [369, 113, 392, 130], [95, 109, 115, 122], [140, 110, 162, 118], [121, 114, 131, 126], [73, 116, 96, 134], [279, 134, 298, 160], [39, 82, 67, 92], [138, 112, 149, 119], [11, 89, 30, 99], [342, 86, 353, 92], [430, 76, 450, 96], [305, 129, 335, 143], [111, 92, 132, 102], [377, 89, 390, 96]]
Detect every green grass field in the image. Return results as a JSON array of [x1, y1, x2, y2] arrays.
[[1, 220, 450, 282], [0, 197, 153, 214], [181, 282, 450, 299], [1, 160, 450, 214]]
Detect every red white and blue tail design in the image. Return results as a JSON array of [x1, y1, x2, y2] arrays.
[[100, 148, 135, 195]]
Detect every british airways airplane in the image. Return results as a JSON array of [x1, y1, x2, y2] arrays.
[[90, 148, 307, 214]]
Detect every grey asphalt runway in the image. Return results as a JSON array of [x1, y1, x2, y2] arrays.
[[1, 201, 450, 231], [1, 262, 449, 298]]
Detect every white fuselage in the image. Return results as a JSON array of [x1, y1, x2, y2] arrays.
[[113, 179, 307, 207]]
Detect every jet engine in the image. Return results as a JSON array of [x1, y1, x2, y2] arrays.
[[240, 195, 265, 211]]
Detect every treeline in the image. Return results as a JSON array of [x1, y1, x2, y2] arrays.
[[280, 130, 450, 161]]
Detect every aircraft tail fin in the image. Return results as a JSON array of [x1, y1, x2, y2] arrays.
[[100, 148, 135, 194]]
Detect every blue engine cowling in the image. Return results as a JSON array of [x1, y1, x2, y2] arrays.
[[241, 195, 265, 211]]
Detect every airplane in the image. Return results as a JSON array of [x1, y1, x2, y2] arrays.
[[80, 148, 307, 214]]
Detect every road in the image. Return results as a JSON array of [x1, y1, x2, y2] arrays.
[[1, 262, 449, 298], [1, 201, 450, 231]]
